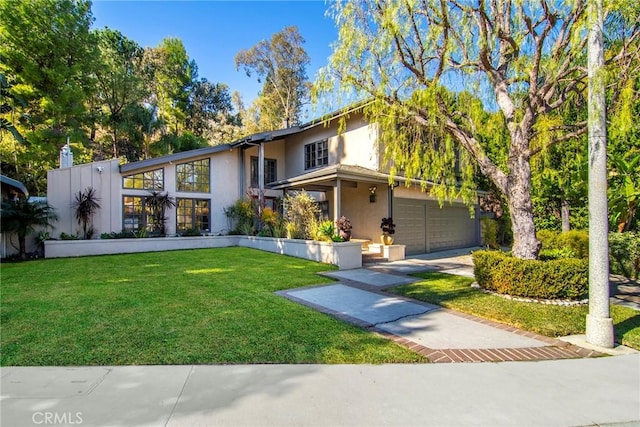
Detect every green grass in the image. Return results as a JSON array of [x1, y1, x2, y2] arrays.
[[1, 248, 425, 366], [390, 272, 640, 350]]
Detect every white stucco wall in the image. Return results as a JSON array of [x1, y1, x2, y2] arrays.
[[285, 113, 380, 178], [45, 236, 363, 270], [339, 183, 389, 242], [47, 158, 121, 238], [47, 149, 242, 238]]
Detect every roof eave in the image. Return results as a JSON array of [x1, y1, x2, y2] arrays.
[[120, 144, 234, 173], [0, 175, 29, 197]]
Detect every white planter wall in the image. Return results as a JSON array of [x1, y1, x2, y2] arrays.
[[45, 236, 363, 270], [238, 237, 363, 270]]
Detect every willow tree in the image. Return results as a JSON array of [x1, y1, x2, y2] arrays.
[[315, 0, 638, 259]]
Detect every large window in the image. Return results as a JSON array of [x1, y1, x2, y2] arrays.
[[304, 139, 328, 170], [177, 198, 210, 232], [176, 159, 210, 192], [122, 196, 151, 231], [250, 157, 277, 187], [123, 169, 164, 190]]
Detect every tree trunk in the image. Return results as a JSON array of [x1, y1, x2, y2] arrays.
[[112, 127, 118, 159], [507, 187, 541, 259], [18, 235, 26, 260], [506, 132, 541, 260], [561, 200, 571, 232]]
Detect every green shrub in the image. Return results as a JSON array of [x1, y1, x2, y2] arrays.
[[284, 191, 320, 240], [538, 247, 576, 261], [558, 230, 589, 259], [480, 218, 500, 249], [536, 229, 558, 250], [179, 228, 202, 237], [609, 232, 640, 279], [225, 198, 256, 234], [59, 232, 80, 240], [536, 229, 589, 259], [285, 222, 301, 239], [313, 220, 336, 242], [101, 229, 135, 239], [472, 250, 588, 300]]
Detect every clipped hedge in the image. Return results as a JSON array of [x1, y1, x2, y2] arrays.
[[473, 250, 588, 300], [537, 229, 589, 259]]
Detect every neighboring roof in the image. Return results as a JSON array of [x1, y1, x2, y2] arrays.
[[120, 144, 233, 173], [0, 175, 29, 197]]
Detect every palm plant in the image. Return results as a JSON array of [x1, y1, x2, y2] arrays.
[[146, 190, 175, 236], [73, 187, 101, 239], [1, 197, 57, 259]]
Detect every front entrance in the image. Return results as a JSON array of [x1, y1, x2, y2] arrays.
[[394, 198, 479, 255]]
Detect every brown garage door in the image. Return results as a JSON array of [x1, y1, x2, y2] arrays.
[[394, 199, 427, 254], [394, 198, 479, 255]]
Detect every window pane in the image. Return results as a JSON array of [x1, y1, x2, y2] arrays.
[[123, 168, 164, 190], [177, 198, 210, 231], [265, 159, 276, 184], [305, 141, 328, 170], [250, 157, 258, 187], [250, 157, 276, 186], [177, 159, 210, 193], [123, 196, 147, 231], [318, 140, 328, 166]]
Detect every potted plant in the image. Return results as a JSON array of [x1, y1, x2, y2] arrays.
[[336, 215, 352, 241], [380, 217, 396, 245]]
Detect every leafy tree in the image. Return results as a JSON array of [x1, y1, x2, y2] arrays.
[[73, 187, 101, 239], [156, 132, 207, 155], [1, 197, 58, 259], [0, 72, 26, 143], [144, 38, 196, 135], [315, 0, 639, 259], [94, 28, 148, 158], [0, 0, 98, 194], [122, 103, 162, 160], [186, 78, 234, 139], [236, 26, 310, 131]]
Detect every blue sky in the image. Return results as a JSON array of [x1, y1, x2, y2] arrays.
[[91, 1, 338, 118]]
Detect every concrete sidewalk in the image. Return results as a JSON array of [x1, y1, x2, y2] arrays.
[[2, 355, 639, 426]]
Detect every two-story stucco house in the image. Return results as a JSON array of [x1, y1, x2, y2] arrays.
[[47, 107, 480, 255]]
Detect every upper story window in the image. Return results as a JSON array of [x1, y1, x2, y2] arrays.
[[123, 168, 164, 190], [304, 139, 328, 170], [176, 159, 210, 193], [250, 157, 277, 187]]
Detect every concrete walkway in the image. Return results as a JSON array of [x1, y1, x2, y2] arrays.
[[279, 247, 638, 362], [2, 355, 639, 426], [280, 269, 603, 363]]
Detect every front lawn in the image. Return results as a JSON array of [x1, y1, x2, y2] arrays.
[[1, 248, 425, 365], [390, 272, 640, 350]]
